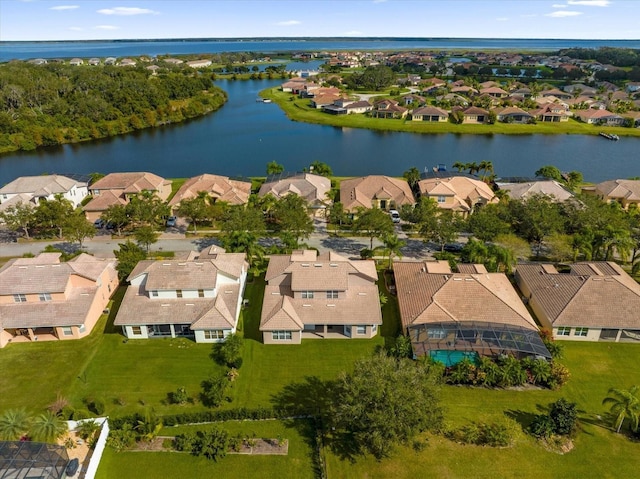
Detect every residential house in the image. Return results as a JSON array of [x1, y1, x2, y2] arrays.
[[401, 94, 426, 106], [281, 78, 308, 94], [104, 57, 116, 65], [417, 176, 497, 216], [493, 106, 534, 123], [563, 84, 597, 96], [461, 106, 489, 124], [258, 172, 331, 217], [311, 93, 341, 109], [186, 59, 212, 68], [515, 262, 640, 342], [540, 88, 572, 101], [114, 247, 247, 343], [574, 109, 624, 126], [164, 58, 184, 65], [0, 253, 118, 348], [626, 82, 640, 93], [119, 58, 136, 67], [480, 86, 509, 98], [370, 99, 408, 119], [437, 93, 469, 107], [340, 175, 415, 212], [83, 172, 172, 222], [582, 179, 640, 210], [88, 58, 101, 66], [410, 106, 449, 122], [259, 250, 382, 344], [168, 174, 251, 210], [69, 58, 83, 66], [394, 260, 550, 363], [530, 103, 570, 122], [0, 174, 89, 211], [496, 180, 575, 202]]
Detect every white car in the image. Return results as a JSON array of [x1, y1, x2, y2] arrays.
[[389, 210, 401, 223]]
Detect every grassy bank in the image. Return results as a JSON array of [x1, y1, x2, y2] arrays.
[[261, 87, 640, 138]]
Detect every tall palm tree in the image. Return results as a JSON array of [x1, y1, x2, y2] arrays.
[[0, 409, 31, 440], [30, 411, 68, 443], [382, 233, 406, 270], [602, 385, 640, 433], [452, 161, 466, 173]]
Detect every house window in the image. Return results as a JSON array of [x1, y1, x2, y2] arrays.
[[428, 328, 447, 339], [437, 196, 446, 203], [176, 290, 183, 298], [272, 331, 293, 341], [198, 289, 205, 298], [61, 327, 74, 336], [301, 291, 314, 299], [557, 327, 571, 336], [356, 326, 367, 335], [574, 327, 589, 337], [151, 290, 158, 297], [13, 294, 27, 303], [204, 330, 225, 340], [39, 293, 52, 302], [326, 291, 338, 299], [131, 326, 142, 335]]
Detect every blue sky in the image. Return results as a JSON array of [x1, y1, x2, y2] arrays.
[[1, 0, 639, 41]]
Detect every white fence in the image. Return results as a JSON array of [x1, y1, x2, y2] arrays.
[[66, 417, 109, 479]]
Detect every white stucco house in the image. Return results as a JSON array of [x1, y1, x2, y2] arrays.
[[0, 174, 89, 210]]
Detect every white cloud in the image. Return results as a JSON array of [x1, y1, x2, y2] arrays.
[[97, 7, 158, 16], [496, 17, 509, 21], [50, 5, 79, 10], [545, 10, 583, 17], [94, 25, 120, 30], [276, 20, 301, 26], [567, 0, 610, 6], [552, 4, 568, 8]]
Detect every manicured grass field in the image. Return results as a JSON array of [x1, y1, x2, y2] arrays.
[[97, 420, 315, 479], [261, 87, 640, 138]]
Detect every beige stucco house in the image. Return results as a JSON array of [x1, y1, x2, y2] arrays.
[[259, 250, 382, 344], [0, 253, 118, 348], [417, 175, 497, 216], [0, 175, 89, 212], [394, 260, 550, 362], [83, 172, 172, 222], [340, 175, 415, 213], [114, 247, 247, 343], [497, 180, 575, 203], [259, 173, 331, 217], [581, 179, 640, 210], [168, 174, 251, 210], [410, 106, 449, 122], [515, 262, 640, 342]]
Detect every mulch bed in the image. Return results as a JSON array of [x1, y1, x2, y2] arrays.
[[131, 436, 289, 455]]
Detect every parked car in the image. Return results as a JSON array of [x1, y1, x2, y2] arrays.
[[93, 219, 104, 228], [105, 221, 115, 230], [166, 216, 177, 227], [389, 209, 401, 223], [443, 242, 464, 253]]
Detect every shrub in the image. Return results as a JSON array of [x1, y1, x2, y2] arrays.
[[169, 387, 190, 405], [530, 414, 556, 438], [449, 419, 517, 447], [549, 398, 578, 436], [86, 398, 105, 416], [200, 376, 229, 408], [548, 362, 570, 390], [214, 334, 243, 368]]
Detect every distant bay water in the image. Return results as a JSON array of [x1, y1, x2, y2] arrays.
[[2, 37, 640, 62], [1, 78, 639, 186]]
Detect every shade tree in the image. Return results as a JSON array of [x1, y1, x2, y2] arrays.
[[352, 207, 394, 250]]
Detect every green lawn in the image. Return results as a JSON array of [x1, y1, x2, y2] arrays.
[[261, 87, 640, 138], [97, 420, 315, 479]]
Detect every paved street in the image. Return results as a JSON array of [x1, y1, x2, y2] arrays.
[[0, 221, 435, 261]]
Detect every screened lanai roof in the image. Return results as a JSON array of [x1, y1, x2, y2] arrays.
[[0, 441, 69, 479], [408, 321, 551, 360]]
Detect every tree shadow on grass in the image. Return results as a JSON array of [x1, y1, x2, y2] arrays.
[[271, 376, 362, 466], [505, 406, 547, 430]]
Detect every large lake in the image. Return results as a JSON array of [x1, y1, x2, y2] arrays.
[[0, 78, 638, 185]]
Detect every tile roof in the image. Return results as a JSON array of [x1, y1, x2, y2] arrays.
[[516, 262, 640, 329], [89, 172, 168, 193], [418, 176, 496, 212], [394, 261, 538, 332], [593, 179, 640, 201], [83, 190, 127, 212], [0, 175, 85, 195], [497, 180, 575, 202], [168, 174, 251, 207], [340, 175, 415, 212], [258, 173, 331, 206]]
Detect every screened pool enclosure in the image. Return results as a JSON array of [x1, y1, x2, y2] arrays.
[[0, 441, 69, 479]]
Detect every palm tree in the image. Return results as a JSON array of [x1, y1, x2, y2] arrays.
[[382, 233, 406, 270], [0, 409, 31, 440], [452, 161, 466, 173], [30, 411, 68, 443], [602, 385, 640, 433]]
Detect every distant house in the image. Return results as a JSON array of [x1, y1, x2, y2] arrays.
[[401, 94, 426, 106], [530, 103, 570, 122], [88, 58, 101, 66], [493, 106, 533, 123], [281, 78, 307, 93], [340, 175, 415, 212], [370, 99, 408, 119], [186, 59, 212, 68], [540, 88, 572, 101], [480, 86, 509, 98], [574, 109, 624, 126], [0, 253, 118, 348], [582, 179, 640, 210], [164, 58, 184, 65], [168, 174, 251, 210], [496, 180, 575, 202], [119, 58, 137, 67], [515, 262, 640, 342], [259, 173, 331, 217], [461, 106, 489, 124], [259, 250, 382, 344], [410, 106, 449, 122], [394, 260, 550, 364], [69, 58, 83, 66], [114, 247, 247, 343], [417, 176, 497, 216], [104, 57, 117, 65], [0, 174, 89, 212], [83, 172, 172, 222]]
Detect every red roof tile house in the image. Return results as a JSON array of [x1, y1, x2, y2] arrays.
[[581, 179, 640, 210], [0, 253, 118, 348], [340, 175, 415, 213], [370, 99, 408, 119], [417, 176, 497, 217], [83, 172, 172, 222], [114, 248, 247, 343], [394, 260, 550, 363], [168, 174, 251, 209], [259, 250, 382, 344], [515, 262, 640, 342], [259, 173, 331, 217]]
